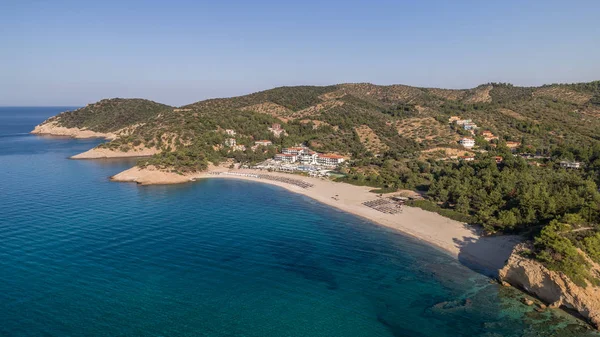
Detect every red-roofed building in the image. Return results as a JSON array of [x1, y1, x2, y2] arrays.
[[282, 147, 305, 155], [505, 141, 521, 150], [482, 131, 498, 141], [254, 140, 273, 146], [316, 154, 345, 166]]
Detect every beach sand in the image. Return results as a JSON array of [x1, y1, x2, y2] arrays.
[[111, 166, 521, 274]]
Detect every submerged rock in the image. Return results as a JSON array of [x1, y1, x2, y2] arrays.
[[522, 297, 534, 306]]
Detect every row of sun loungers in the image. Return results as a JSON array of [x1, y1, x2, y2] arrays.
[[362, 199, 403, 214], [211, 172, 314, 189]]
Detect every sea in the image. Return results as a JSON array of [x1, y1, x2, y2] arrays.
[[0, 107, 597, 337]]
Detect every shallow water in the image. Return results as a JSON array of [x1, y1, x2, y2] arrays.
[[0, 107, 597, 336]]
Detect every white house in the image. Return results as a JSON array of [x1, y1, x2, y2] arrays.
[[225, 138, 237, 147], [463, 122, 478, 131], [274, 153, 297, 163], [316, 154, 345, 166], [459, 137, 475, 148], [455, 119, 472, 125], [560, 161, 582, 169], [254, 140, 273, 146], [225, 129, 236, 136]]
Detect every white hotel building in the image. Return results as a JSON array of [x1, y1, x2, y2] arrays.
[[282, 147, 305, 156], [274, 153, 297, 163], [277, 147, 345, 167], [316, 154, 345, 166]]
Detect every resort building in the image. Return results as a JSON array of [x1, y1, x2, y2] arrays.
[[459, 137, 475, 148], [225, 138, 237, 147], [560, 161, 582, 169], [299, 151, 318, 164], [254, 140, 273, 146], [316, 154, 345, 166], [282, 147, 306, 156], [274, 153, 297, 163], [225, 129, 236, 136]]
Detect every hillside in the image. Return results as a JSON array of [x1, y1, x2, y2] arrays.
[[35, 81, 600, 286]]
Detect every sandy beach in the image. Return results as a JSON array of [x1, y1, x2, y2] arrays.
[[111, 166, 521, 274]]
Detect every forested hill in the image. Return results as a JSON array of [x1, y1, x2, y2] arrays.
[[46, 81, 600, 152], [46, 98, 173, 133], [37, 81, 600, 282]]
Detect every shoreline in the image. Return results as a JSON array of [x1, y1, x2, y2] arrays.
[[111, 166, 521, 273], [30, 126, 521, 274]]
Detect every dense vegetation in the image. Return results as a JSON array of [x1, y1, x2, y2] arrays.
[[48, 81, 600, 280], [51, 98, 172, 132]]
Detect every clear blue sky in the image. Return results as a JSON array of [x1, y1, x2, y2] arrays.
[[1, 0, 599, 106]]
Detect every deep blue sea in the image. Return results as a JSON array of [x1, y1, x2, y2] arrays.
[[0, 107, 597, 336]]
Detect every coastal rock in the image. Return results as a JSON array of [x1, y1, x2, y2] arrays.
[[499, 243, 600, 330], [31, 120, 116, 139], [110, 165, 199, 185], [71, 146, 159, 159]]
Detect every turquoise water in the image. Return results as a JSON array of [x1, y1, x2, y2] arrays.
[[0, 107, 597, 336]]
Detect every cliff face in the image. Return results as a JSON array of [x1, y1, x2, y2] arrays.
[[499, 243, 600, 329]]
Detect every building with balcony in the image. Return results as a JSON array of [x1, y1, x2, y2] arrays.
[[459, 137, 475, 148], [274, 153, 297, 163], [316, 154, 345, 166]]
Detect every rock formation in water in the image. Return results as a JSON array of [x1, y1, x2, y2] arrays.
[[499, 243, 600, 329]]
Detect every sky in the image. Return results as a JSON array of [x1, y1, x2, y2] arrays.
[[1, 0, 599, 106]]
